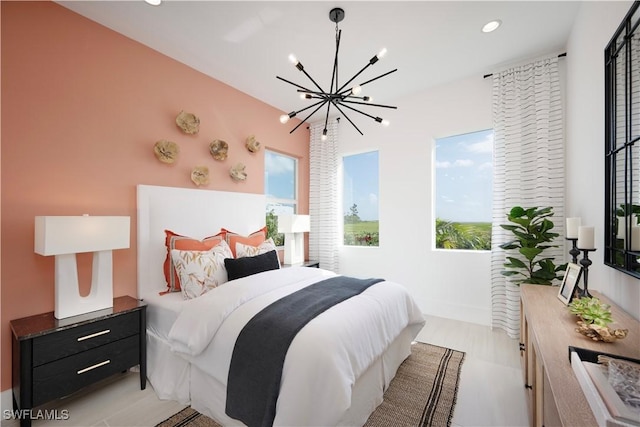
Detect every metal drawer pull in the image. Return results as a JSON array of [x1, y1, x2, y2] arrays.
[[77, 329, 110, 341], [77, 360, 110, 374]]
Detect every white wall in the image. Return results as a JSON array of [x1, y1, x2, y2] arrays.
[[337, 75, 494, 326], [336, 0, 640, 327], [566, 0, 640, 320]]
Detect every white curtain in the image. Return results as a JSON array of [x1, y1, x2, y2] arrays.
[[490, 56, 565, 338], [309, 120, 340, 272]]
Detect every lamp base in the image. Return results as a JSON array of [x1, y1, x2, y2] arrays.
[[54, 251, 114, 319], [283, 232, 305, 265]]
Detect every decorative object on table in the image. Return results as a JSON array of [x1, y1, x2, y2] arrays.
[[209, 139, 229, 160], [176, 110, 200, 135], [277, 214, 310, 265], [568, 297, 628, 342], [557, 263, 582, 305], [566, 217, 581, 264], [34, 215, 130, 319], [500, 206, 566, 285], [277, 7, 397, 139], [153, 139, 179, 164], [245, 135, 261, 153], [191, 166, 209, 186], [229, 163, 247, 181], [577, 225, 596, 298]]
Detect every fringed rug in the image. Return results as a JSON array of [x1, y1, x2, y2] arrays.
[[156, 342, 465, 427]]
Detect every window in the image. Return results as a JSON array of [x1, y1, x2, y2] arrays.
[[343, 151, 379, 246], [265, 150, 298, 246], [434, 129, 493, 250]]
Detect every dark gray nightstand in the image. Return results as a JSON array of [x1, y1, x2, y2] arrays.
[[10, 296, 146, 427]]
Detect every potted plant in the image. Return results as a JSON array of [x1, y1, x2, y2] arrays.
[[500, 206, 566, 285], [568, 297, 628, 342]]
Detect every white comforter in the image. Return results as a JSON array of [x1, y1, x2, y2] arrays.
[[168, 267, 425, 426]]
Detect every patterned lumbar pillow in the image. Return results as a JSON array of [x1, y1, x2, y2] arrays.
[[171, 240, 233, 299], [235, 237, 278, 259]]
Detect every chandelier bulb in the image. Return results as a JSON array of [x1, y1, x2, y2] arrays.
[[369, 48, 387, 65], [351, 85, 362, 95], [280, 114, 290, 124], [375, 117, 390, 126], [289, 54, 304, 71], [321, 129, 328, 141]]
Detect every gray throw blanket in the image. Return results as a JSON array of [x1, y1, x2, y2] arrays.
[[225, 275, 384, 427]]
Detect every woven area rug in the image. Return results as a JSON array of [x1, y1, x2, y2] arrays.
[[156, 342, 465, 427]]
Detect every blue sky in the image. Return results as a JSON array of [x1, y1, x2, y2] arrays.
[[265, 151, 296, 215], [343, 151, 379, 221], [435, 129, 493, 223]]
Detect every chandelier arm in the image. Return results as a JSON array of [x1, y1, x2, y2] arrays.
[[329, 29, 341, 94], [323, 100, 333, 132], [289, 99, 330, 134], [332, 102, 363, 135], [341, 99, 398, 109], [337, 102, 380, 121], [335, 62, 372, 94], [277, 75, 316, 93], [300, 68, 327, 95], [357, 68, 398, 88], [337, 68, 399, 97], [290, 99, 327, 117], [297, 89, 326, 96]]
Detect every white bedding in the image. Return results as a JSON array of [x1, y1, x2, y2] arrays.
[[168, 267, 425, 426], [143, 291, 184, 339]]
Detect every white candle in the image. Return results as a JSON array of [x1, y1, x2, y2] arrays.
[[577, 226, 595, 250], [566, 217, 581, 239], [631, 226, 640, 251]]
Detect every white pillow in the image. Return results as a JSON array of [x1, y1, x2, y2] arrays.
[[235, 237, 278, 259], [170, 240, 233, 299]]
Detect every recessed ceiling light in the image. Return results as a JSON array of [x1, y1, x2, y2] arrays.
[[144, 0, 161, 6], [482, 20, 502, 33]]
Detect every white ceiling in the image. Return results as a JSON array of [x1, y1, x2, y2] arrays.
[[57, 1, 581, 116]]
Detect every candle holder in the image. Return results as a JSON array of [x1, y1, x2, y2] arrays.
[[566, 237, 579, 264], [577, 248, 596, 298]]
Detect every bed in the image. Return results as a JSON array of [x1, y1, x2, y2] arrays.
[[136, 184, 426, 426]]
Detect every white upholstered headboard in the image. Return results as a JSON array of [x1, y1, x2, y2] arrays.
[[136, 184, 266, 301]]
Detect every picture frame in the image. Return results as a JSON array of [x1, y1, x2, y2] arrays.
[[557, 263, 582, 305]]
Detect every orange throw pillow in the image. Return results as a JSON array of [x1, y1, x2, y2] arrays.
[[222, 226, 267, 258], [163, 229, 226, 293]]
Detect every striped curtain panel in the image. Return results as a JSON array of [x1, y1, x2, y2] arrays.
[[309, 120, 340, 272], [490, 57, 565, 338]]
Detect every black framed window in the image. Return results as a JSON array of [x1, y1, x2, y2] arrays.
[[605, 1, 640, 277]]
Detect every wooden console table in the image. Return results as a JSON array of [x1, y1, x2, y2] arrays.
[[520, 284, 640, 426]]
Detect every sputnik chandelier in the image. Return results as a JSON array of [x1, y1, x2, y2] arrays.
[[277, 7, 397, 140]]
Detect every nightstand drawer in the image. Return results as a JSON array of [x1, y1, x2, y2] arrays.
[[32, 335, 140, 406], [32, 311, 139, 366]]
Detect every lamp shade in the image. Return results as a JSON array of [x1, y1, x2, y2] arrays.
[[35, 216, 130, 256], [277, 214, 310, 233]]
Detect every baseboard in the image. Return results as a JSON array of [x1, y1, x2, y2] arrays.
[[422, 299, 491, 326], [1, 388, 16, 423]]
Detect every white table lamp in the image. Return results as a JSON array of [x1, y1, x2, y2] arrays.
[[277, 214, 310, 265], [34, 215, 130, 319]]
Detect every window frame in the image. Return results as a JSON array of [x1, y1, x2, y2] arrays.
[[433, 128, 494, 252], [265, 149, 299, 247], [341, 149, 380, 248]]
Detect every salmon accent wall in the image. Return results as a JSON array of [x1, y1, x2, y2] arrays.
[[0, 2, 309, 392]]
